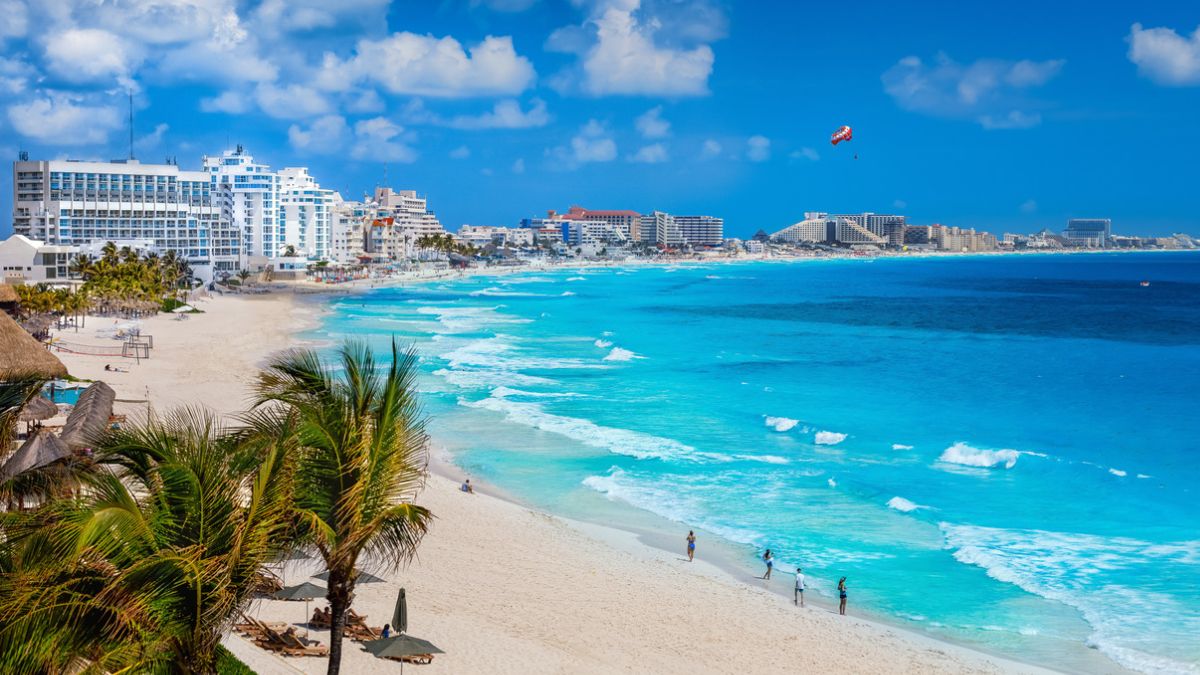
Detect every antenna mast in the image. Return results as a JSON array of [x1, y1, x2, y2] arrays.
[[128, 91, 134, 160]]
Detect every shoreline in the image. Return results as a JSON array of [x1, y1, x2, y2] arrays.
[[44, 283, 1122, 674]]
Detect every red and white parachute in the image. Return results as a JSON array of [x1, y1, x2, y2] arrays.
[[830, 125, 852, 145]]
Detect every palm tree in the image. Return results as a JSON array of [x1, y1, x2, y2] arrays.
[[253, 341, 432, 675], [0, 407, 297, 674], [100, 242, 119, 265], [68, 253, 95, 281]]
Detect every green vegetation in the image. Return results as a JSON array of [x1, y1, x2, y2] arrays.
[[0, 340, 431, 675], [216, 646, 256, 675], [415, 233, 479, 257]]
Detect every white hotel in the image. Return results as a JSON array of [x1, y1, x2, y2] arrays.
[[12, 157, 225, 282], [203, 146, 280, 272], [278, 167, 335, 261]]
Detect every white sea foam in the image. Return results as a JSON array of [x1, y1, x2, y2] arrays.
[[764, 416, 799, 432], [469, 286, 549, 298], [560, 291, 576, 296], [603, 347, 641, 362], [937, 442, 1021, 469], [415, 305, 529, 334], [940, 523, 1200, 675], [1109, 468, 1128, 477], [432, 368, 556, 389], [887, 496, 926, 513], [463, 394, 719, 462], [489, 386, 581, 400], [1137, 474, 1151, 479], [827, 478, 837, 488], [814, 430, 847, 446], [732, 454, 790, 465], [594, 339, 613, 348], [892, 443, 914, 451], [566, 276, 586, 281]]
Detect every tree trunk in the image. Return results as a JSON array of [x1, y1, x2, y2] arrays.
[[326, 577, 353, 675]]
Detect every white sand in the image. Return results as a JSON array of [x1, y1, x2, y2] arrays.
[[51, 294, 1050, 675]]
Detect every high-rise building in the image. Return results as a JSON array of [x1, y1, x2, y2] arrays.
[[361, 187, 445, 261], [639, 211, 682, 246], [674, 215, 724, 246], [559, 206, 640, 240], [772, 216, 831, 243], [1063, 219, 1111, 247], [203, 147, 280, 271], [13, 157, 224, 282], [278, 167, 335, 260]]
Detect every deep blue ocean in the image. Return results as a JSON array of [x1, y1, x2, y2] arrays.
[[311, 253, 1200, 674]]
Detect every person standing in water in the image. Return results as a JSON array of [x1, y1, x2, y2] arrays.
[[686, 531, 696, 562], [838, 577, 848, 615], [794, 567, 805, 606], [762, 549, 774, 579]]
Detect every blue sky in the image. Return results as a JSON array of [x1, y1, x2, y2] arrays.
[[1, 0, 1198, 238]]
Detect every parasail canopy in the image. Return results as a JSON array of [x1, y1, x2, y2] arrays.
[[831, 125, 853, 146]]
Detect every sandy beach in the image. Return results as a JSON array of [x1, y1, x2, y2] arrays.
[[48, 291, 1052, 675]]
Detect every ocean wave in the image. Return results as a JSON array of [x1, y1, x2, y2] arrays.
[[731, 454, 791, 465], [941, 523, 1200, 675], [1109, 468, 1128, 477], [827, 477, 837, 487], [490, 386, 581, 399], [560, 291, 576, 296], [603, 347, 641, 362], [937, 442, 1021, 469], [432, 368, 556, 389], [441, 335, 606, 372], [566, 276, 586, 281], [892, 443, 914, 451], [887, 496, 927, 513], [415, 305, 530, 333], [814, 430, 847, 446], [463, 394, 717, 462], [594, 339, 613, 348], [764, 416, 799, 432]]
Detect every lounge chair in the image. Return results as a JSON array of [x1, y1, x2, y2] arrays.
[[275, 629, 329, 657]]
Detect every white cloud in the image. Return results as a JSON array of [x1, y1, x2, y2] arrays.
[[345, 89, 385, 114], [0, 56, 35, 95], [44, 28, 137, 83], [0, 0, 29, 40], [789, 146, 819, 162], [882, 53, 1064, 129], [155, 41, 277, 85], [200, 90, 251, 114], [288, 115, 349, 154], [635, 105, 670, 138], [316, 33, 535, 97], [1128, 23, 1200, 86], [449, 145, 471, 159], [979, 111, 1041, 130], [135, 122, 169, 151], [1020, 199, 1038, 214], [629, 142, 668, 163], [7, 93, 122, 145], [442, 98, 550, 130], [553, 0, 717, 96], [512, 157, 526, 173], [254, 83, 331, 120], [351, 117, 417, 163], [550, 119, 617, 165], [746, 135, 770, 162], [700, 138, 721, 158]]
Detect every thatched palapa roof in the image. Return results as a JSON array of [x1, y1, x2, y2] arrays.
[[0, 431, 72, 482], [0, 310, 67, 379], [19, 396, 58, 422], [59, 381, 115, 450], [0, 284, 18, 304]]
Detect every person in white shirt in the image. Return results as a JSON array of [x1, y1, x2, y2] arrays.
[[794, 568, 806, 606]]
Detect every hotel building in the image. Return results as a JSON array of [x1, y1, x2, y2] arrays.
[[278, 167, 335, 260], [203, 147, 280, 271], [1063, 218, 1111, 247], [12, 157, 225, 282]]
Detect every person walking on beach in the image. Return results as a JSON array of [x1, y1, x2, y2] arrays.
[[794, 567, 805, 606], [838, 577, 848, 615], [762, 549, 774, 580], [686, 531, 696, 562]]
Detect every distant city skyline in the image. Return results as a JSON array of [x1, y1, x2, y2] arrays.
[[2, 1, 1199, 238]]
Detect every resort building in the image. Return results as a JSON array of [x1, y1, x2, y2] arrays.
[[1063, 218, 1111, 247], [518, 217, 566, 245], [278, 167, 335, 260], [674, 215, 725, 246], [12, 157, 224, 282], [203, 147, 280, 272], [0, 234, 79, 284], [931, 225, 998, 252], [456, 225, 534, 249], [773, 213, 886, 246], [557, 206, 640, 241], [365, 187, 446, 260], [639, 211, 682, 246]]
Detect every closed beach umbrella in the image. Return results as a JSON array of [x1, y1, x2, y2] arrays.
[[363, 634, 444, 674], [313, 568, 385, 584], [392, 588, 408, 635], [273, 581, 326, 636], [0, 311, 68, 380], [59, 382, 115, 450]]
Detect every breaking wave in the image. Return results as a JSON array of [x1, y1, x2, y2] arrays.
[[764, 416, 799, 432], [938, 442, 1021, 469], [814, 431, 847, 445]]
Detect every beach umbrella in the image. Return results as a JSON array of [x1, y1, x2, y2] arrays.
[[313, 569, 385, 584], [59, 382, 115, 451], [273, 581, 326, 637], [392, 588, 408, 635], [0, 431, 72, 482], [0, 311, 67, 380], [363, 634, 444, 674]]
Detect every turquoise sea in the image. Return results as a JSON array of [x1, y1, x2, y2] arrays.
[[311, 253, 1200, 674]]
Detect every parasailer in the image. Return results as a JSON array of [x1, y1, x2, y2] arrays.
[[831, 125, 852, 145]]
